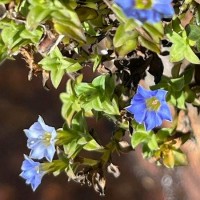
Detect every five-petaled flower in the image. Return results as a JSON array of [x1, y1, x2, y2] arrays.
[[126, 85, 172, 131], [24, 116, 57, 162], [114, 0, 174, 23], [20, 155, 46, 191]]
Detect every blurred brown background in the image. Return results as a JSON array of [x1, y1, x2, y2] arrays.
[[0, 57, 200, 200]]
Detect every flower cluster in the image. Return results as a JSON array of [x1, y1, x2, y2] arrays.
[[114, 0, 174, 23], [20, 116, 57, 191], [126, 85, 172, 131]]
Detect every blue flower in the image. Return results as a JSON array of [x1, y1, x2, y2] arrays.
[[20, 155, 46, 191], [126, 85, 172, 131], [24, 116, 57, 162], [114, 0, 174, 23]]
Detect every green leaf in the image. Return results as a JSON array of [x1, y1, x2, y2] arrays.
[[60, 93, 81, 123], [170, 43, 185, 62], [83, 139, 103, 151], [112, 3, 133, 24], [92, 74, 106, 89], [183, 66, 194, 85], [101, 98, 120, 115], [64, 140, 82, 158], [184, 87, 196, 103], [171, 63, 181, 78], [184, 45, 200, 64], [51, 68, 65, 88], [76, 7, 98, 22], [75, 83, 97, 97], [138, 36, 160, 53], [116, 39, 138, 56], [52, 6, 86, 43], [166, 31, 185, 44], [131, 132, 148, 148], [39, 47, 82, 88], [170, 76, 185, 91], [176, 91, 186, 109], [92, 96, 103, 110], [167, 29, 200, 63], [173, 150, 188, 166], [113, 24, 138, 48], [1, 24, 25, 51], [71, 111, 88, 133], [0, 0, 12, 3], [26, 5, 52, 30], [156, 128, 173, 142], [147, 134, 159, 151], [20, 28, 43, 44], [196, 39, 200, 52], [143, 22, 164, 43], [57, 129, 79, 145], [67, 62, 82, 72], [91, 54, 102, 72], [186, 24, 200, 41]]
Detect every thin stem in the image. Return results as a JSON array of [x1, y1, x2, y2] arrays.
[[67, 73, 75, 80]]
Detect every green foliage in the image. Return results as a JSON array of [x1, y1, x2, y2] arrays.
[[140, 127, 188, 168], [60, 74, 120, 125], [0, 20, 42, 55], [151, 65, 199, 109], [131, 124, 158, 151], [57, 111, 103, 159], [39, 47, 82, 88], [166, 24, 200, 64], [113, 19, 138, 56]]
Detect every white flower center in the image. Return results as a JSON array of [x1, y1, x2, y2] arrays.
[[42, 132, 52, 146]]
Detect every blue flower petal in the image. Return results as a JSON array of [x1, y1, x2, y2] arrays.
[[155, 89, 167, 102], [46, 145, 56, 162], [137, 85, 153, 98], [27, 140, 41, 150], [24, 116, 57, 161], [21, 170, 35, 180], [32, 174, 43, 191], [21, 155, 38, 170], [153, 3, 174, 17], [24, 125, 43, 138], [29, 122, 43, 132], [20, 155, 45, 191], [114, 0, 133, 10], [144, 111, 156, 131], [158, 103, 172, 121], [126, 101, 146, 114], [147, 11, 161, 23], [38, 116, 55, 133], [30, 145, 46, 160], [131, 94, 145, 104], [126, 85, 171, 131], [155, 112, 163, 127], [51, 129, 57, 139], [114, 0, 174, 23], [145, 111, 162, 131], [134, 109, 147, 124]]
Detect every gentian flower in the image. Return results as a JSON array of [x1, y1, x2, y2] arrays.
[[20, 155, 46, 191], [114, 0, 174, 23], [24, 116, 57, 162], [126, 85, 172, 131]]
